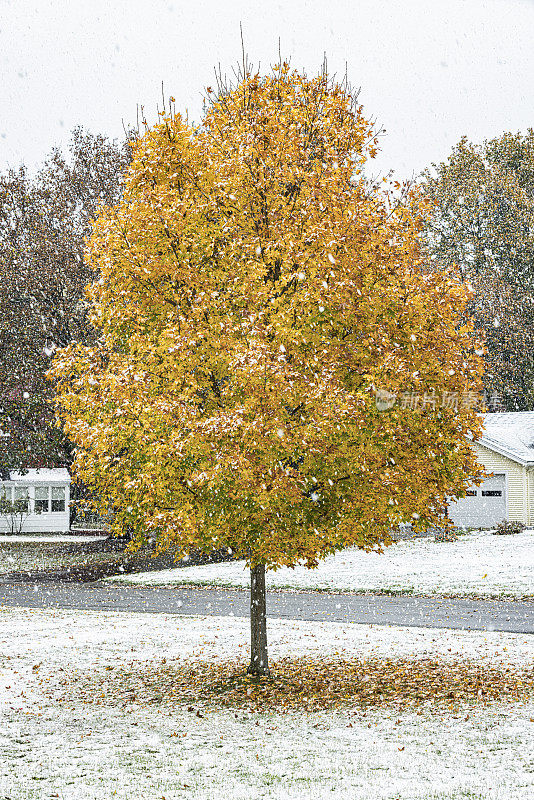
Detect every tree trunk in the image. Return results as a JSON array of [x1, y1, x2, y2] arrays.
[[248, 562, 270, 676]]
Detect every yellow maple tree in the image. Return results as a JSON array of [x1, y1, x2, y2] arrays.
[[52, 63, 484, 675]]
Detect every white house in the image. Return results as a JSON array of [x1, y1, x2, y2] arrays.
[[0, 468, 71, 534], [448, 412, 534, 528]]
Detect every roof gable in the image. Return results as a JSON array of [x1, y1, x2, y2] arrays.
[[479, 412, 534, 466]]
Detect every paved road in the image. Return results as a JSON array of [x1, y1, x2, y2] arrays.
[[0, 580, 533, 633]]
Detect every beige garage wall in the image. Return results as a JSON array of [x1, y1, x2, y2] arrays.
[[473, 443, 533, 524]]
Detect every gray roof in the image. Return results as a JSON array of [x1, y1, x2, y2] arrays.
[[479, 412, 534, 466]]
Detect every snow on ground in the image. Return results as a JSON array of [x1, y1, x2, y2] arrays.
[[0, 607, 533, 799], [0, 534, 108, 543], [2, 607, 534, 668], [111, 530, 534, 598], [0, 537, 119, 575]]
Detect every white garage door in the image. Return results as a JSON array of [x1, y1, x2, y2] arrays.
[[447, 474, 506, 529]]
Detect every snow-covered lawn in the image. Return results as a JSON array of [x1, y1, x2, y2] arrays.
[[0, 535, 108, 543], [110, 529, 534, 599], [0, 537, 119, 575], [1, 607, 534, 799]]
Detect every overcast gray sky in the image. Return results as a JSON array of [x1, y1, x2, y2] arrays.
[[0, 0, 533, 180]]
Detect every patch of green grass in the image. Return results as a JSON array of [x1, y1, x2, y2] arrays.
[[0, 540, 124, 575]]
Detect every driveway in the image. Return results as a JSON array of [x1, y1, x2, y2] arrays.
[[0, 580, 533, 633]]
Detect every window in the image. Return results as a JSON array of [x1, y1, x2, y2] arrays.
[[35, 486, 49, 513], [466, 491, 477, 497], [51, 486, 66, 512], [482, 490, 502, 497], [0, 487, 13, 504], [14, 487, 29, 511]]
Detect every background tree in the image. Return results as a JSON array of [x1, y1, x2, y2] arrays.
[[53, 63, 484, 676], [0, 128, 132, 470], [420, 130, 534, 410]]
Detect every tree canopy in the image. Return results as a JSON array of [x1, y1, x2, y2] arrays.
[[420, 130, 534, 410], [0, 128, 131, 469], [52, 63, 484, 673]]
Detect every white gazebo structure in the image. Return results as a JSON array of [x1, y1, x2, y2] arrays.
[[0, 468, 71, 534]]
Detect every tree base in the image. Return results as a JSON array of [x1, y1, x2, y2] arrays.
[[247, 663, 271, 678]]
